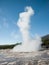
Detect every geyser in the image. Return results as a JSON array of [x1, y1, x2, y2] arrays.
[[13, 6, 42, 52]]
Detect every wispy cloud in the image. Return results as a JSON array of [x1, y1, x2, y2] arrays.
[[3, 21, 9, 28], [3, 18, 9, 28], [0, 17, 9, 29], [0, 24, 2, 29], [0, 8, 2, 13], [10, 31, 19, 39]]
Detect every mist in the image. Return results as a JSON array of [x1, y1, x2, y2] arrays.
[[12, 6, 42, 52]]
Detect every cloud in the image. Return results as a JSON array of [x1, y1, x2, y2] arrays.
[[0, 24, 2, 29], [0, 8, 2, 13], [0, 17, 9, 29], [0, 9, 9, 29], [10, 31, 19, 39], [3, 18, 9, 28], [3, 21, 9, 28]]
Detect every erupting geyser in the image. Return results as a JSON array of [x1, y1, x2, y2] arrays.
[[13, 6, 42, 52]]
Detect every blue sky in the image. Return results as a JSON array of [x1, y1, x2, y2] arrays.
[[0, 0, 49, 45]]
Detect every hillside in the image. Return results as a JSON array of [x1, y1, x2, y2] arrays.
[[42, 34, 49, 49], [0, 43, 21, 49], [42, 34, 49, 40]]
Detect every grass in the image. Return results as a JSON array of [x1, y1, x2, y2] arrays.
[[0, 43, 21, 49]]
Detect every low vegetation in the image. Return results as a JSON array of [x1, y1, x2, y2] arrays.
[[0, 43, 21, 49], [42, 34, 49, 49]]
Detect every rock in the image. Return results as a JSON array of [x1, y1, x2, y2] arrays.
[[0, 62, 8, 65], [25, 62, 33, 65], [28, 61, 34, 65], [7, 61, 16, 65], [38, 59, 49, 65], [0, 49, 49, 65], [16, 60, 37, 65]]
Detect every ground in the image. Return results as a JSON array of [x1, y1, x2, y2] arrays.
[[0, 49, 49, 65]]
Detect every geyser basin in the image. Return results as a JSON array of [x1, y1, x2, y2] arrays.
[[12, 6, 42, 52]]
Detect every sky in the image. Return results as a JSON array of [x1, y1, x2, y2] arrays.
[[0, 0, 49, 45]]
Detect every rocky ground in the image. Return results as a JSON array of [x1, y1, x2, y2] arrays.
[[0, 49, 49, 65]]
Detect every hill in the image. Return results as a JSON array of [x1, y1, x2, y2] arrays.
[[0, 43, 21, 49], [42, 34, 49, 49]]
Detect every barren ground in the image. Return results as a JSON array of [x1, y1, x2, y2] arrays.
[[0, 49, 49, 65]]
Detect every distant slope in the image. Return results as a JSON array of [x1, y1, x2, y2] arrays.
[[42, 34, 49, 48], [42, 34, 49, 40], [0, 43, 21, 49]]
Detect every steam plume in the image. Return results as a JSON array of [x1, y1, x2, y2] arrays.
[[13, 6, 42, 52]]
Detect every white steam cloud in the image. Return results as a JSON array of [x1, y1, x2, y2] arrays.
[[13, 6, 42, 52]]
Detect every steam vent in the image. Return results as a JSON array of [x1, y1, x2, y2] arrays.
[[12, 6, 42, 52]]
